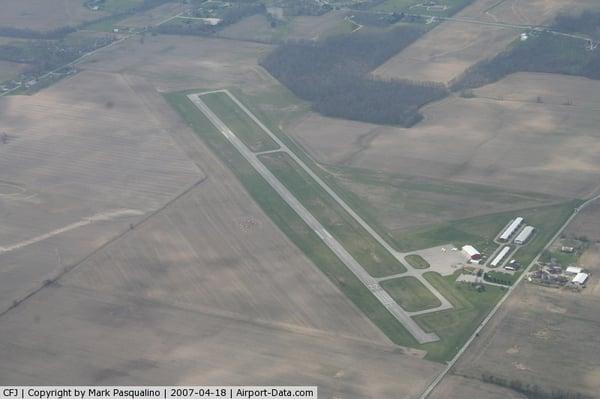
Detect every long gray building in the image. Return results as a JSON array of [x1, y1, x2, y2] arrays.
[[515, 226, 535, 245]]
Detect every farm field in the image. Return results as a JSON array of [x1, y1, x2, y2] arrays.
[[0, 282, 442, 397], [0, 0, 104, 31], [117, 2, 186, 29], [0, 60, 27, 82], [77, 35, 274, 92], [0, 70, 201, 312], [286, 73, 600, 200], [0, 34, 444, 393], [373, 0, 600, 83], [2, 0, 599, 391], [217, 11, 351, 43]]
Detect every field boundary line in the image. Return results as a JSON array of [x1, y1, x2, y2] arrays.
[[0, 176, 207, 320]]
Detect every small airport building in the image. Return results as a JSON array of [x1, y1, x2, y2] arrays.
[[462, 245, 481, 261], [515, 226, 535, 245], [499, 217, 524, 242]]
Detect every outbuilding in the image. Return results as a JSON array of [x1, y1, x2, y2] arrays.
[[462, 245, 481, 261], [515, 226, 535, 245], [566, 266, 583, 275], [572, 272, 589, 285], [490, 246, 510, 267], [499, 217, 524, 242]]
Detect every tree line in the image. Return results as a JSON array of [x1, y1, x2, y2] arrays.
[[152, 2, 266, 36], [451, 11, 600, 91], [482, 373, 593, 399], [554, 10, 600, 39], [260, 26, 448, 126], [0, 36, 114, 77]]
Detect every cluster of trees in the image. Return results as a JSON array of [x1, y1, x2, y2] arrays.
[[554, 10, 600, 38], [482, 373, 593, 399], [483, 271, 514, 286], [347, 0, 387, 11], [279, 0, 331, 16], [452, 11, 600, 91], [261, 26, 447, 126], [154, 2, 266, 36], [0, 36, 114, 76]]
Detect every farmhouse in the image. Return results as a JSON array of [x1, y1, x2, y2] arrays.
[[462, 245, 481, 261], [515, 226, 535, 245], [566, 266, 583, 275], [499, 217, 523, 242]]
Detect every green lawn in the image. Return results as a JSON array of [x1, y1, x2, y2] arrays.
[[164, 91, 419, 348], [417, 271, 506, 362], [405, 254, 430, 269], [381, 276, 440, 312], [259, 152, 406, 277], [201, 92, 280, 152]]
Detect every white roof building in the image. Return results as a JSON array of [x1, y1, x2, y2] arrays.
[[462, 245, 481, 260], [515, 226, 535, 245], [499, 217, 523, 242], [572, 272, 589, 285], [566, 266, 582, 275], [490, 246, 510, 267]]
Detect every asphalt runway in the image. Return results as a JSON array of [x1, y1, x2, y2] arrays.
[[188, 91, 449, 343]]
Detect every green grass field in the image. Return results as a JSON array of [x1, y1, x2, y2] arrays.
[[381, 276, 440, 312], [259, 151, 406, 277], [392, 201, 579, 257], [164, 91, 420, 349], [405, 254, 430, 269], [201, 92, 280, 152], [417, 271, 506, 362]]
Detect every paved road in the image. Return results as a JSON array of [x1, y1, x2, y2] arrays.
[[209, 89, 454, 315], [349, 8, 597, 46], [418, 193, 600, 398], [188, 92, 440, 344]]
